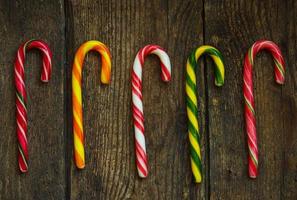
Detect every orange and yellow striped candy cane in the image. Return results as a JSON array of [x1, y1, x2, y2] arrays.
[[72, 40, 111, 169]]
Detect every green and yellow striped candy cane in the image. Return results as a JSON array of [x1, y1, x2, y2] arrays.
[[186, 45, 225, 183]]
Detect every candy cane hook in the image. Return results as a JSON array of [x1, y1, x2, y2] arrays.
[[72, 40, 111, 169], [186, 45, 225, 183], [132, 45, 171, 178], [243, 40, 285, 178], [14, 39, 52, 172]]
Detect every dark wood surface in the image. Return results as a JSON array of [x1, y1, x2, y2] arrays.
[[0, 0, 296, 199], [205, 1, 297, 199], [0, 1, 66, 199]]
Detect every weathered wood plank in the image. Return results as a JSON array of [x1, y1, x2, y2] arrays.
[[205, 0, 297, 199], [66, 0, 205, 199], [0, 1, 66, 199], [0, 0, 294, 199], [281, 1, 297, 199]]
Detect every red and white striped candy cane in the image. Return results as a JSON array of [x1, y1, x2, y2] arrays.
[[132, 45, 171, 178], [243, 40, 285, 178], [14, 39, 52, 172]]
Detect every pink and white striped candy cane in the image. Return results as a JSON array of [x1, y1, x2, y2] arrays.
[[15, 39, 52, 172], [132, 45, 171, 178]]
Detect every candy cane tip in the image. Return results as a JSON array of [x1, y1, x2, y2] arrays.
[[276, 79, 285, 85], [194, 179, 202, 183], [249, 169, 258, 178], [138, 172, 148, 178], [75, 159, 85, 169], [193, 174, 202, 183], [101, 80, 111, 84], [77, 164, 85, 169], [163, 78, 171, 82], [161, 72, 171, 82], [101, 75, 111, 84], [215, 81, 224, 87], [19, 167, 28, 173]]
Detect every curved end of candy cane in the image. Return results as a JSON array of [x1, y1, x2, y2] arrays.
[[74, 150, 85, 169], [249, 171, 257, 179], [41, 69, 51, 82], [194, 178, 202, 183], [194, 45, 225, 88], [192, 169, 202, 183], [75, 160, 85, 169], [275, 64, 285, 85], [138, 170, 148, 178], [100, 59, 112, 84], [101, 76, 111, 85], [19, 163, 28, 173], [193, 172, 202, 183], [214, 61, 225, 87], [160, 58, 171, 82], [248, 165, 258, 179], [276, 79, 285, 85], [249, 175, 257, 179], [41, 79, 50, 83], [276, 75, 285, 85], [161, 72, 171, 82], [143, 45, 171, 82], [215, 79, 224, 87], [20, 168, 28, 173], [76, 164, 85, 170], [18, 153, 28, 173]]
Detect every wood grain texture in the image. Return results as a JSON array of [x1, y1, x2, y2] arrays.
[[204, 0, 297, 199], [0, 0, 295, 199], [0, 1, 66, 199], [66, 0, 205, 199]]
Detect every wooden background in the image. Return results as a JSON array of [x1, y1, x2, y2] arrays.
[[0, 0, 296, 199]]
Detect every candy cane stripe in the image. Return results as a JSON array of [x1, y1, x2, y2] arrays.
[[18, 145, 28, 171], [244, 97, 255, 114], [135, 140, 147, 161], [16, 107, 27, 125]]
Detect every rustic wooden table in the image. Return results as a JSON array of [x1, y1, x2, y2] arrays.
[[0, 0, 296, 199]]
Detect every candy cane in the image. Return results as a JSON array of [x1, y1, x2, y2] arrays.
[[132, 45, 171, 178], [243, 40, 285, 178], [186, 45, 225, 183], [14, 39, 52, 172], [72, 40, 111, 169]]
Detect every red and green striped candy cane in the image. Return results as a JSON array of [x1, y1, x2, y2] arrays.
[[14, 39, 52, 172], [243, 40, 285, 178]]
